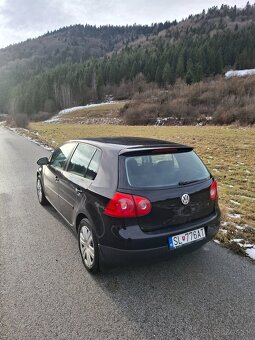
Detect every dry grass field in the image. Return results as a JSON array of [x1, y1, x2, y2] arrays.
[[27, 123, 255, 259]]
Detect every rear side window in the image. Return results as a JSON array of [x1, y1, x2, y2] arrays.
[[67, 143, 96, 177], [86, 150, 101, 180], [50, 143, 76, 169], [124, 151, 210, 188]]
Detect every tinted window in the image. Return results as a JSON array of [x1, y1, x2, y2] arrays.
[[50, 143, 75, 169], [67, 143, 96, 177], [86, 150, 101, 180], [125, 151, 210, 188]]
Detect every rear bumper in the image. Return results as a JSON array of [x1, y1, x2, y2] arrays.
[[99, 212, 220, 266]]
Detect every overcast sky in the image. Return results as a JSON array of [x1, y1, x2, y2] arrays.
[[0, 0, 250, 48]]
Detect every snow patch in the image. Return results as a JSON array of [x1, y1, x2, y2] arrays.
[[231, 238, 255, 260], [230, 200, 240, 206], [45, 116, 62, 123], [235, 195, 255, 202], [155, 117, 178, 126], [220, 229, 228, 234], [45, 101, 116, 123], [225, 69, 255, 79], [235, 225, 245, 231], [245, 248, 255, 260], [221, 221, 228, 227], [227, 213, 241, 219], [59, 102, 115, 114], [242, 244, 254, 249], [232, 238, 243, 243]]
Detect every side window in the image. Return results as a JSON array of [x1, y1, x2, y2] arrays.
[[86, 150, 101, 180], [67, 143, 96, 177], [50, 143, 75, 169]]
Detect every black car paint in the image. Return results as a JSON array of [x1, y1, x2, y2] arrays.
[[37, 137, 221, 266]]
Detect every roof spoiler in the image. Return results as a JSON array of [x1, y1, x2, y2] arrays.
[[119, 146, 193, 156]]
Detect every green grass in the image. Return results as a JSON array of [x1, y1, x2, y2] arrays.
[[28, 123, 255, 257]]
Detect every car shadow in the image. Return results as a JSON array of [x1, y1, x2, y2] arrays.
[[91, 244, 254, 339], [41, 203, 77, 238]]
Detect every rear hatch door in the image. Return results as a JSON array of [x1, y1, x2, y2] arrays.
[[119, 147, 215, 232]]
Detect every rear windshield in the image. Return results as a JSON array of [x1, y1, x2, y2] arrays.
[[124, 151, 210, 188]]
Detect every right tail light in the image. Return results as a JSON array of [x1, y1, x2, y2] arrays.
[[210, 180, 218, 200]]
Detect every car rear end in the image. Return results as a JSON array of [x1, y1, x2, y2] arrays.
[[99, 145, 220, 266]]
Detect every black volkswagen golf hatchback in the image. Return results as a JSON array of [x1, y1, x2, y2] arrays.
[[36, 137, 220, 273]]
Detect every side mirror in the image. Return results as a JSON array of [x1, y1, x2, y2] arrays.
[[37, 157, 49, 166]]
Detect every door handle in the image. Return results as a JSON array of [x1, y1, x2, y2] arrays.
[[55, 176, 59, 182], [75, 187, 83, 194]]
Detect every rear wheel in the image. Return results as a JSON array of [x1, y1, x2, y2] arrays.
[[36, 177, 48, 205], [78, 218, 99, 274]]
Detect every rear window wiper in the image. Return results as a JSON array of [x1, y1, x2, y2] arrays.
[[178, 179, 201, 186]]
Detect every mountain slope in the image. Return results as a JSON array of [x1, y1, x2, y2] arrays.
[[0, 24, 167, 68], [0, 3, 254, 118]]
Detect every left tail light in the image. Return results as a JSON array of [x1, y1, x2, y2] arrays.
[[104, 192, 152, 218]]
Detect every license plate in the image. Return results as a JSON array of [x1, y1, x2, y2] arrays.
[[168, 227, 206, 249]]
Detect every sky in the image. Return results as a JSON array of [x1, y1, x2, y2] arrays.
[[0, 0, 250, 48]]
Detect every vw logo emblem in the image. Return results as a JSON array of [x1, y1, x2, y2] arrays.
[[181, 194, 190, 205]]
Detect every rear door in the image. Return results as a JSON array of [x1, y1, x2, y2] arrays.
[[119, 149, 215, 232], [58, 143, 101, 225]]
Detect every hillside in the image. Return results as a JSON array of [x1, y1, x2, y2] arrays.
[[122, 76, 255, 125], [0, 24, 166, 68], [1, 4, 254, 68], [0, 3, 255, 122]]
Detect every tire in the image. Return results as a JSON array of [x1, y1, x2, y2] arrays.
[[78, 218, 99, 274], [36, 177, 48, 206]]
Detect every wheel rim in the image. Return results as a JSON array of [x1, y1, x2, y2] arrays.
[[37, 179, 43, 202], [79, 226, 95, 268]]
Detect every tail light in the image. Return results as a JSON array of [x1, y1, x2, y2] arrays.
[[104, 192, 151, 217], [133, 195, 152, 216], [210, 180, 218, 200]]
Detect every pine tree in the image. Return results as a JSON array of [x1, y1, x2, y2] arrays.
[[155, 66, 163, 85], [176, 53, 185, 78], [186, 59, 194, 84], [162, 63, 175, 85], [215, 52, 223, 74], [131, 61, 138, 79]]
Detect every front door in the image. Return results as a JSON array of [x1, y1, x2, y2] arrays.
[[43, 142, 76, 211]]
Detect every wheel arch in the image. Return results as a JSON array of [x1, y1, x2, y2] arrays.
[[75, 213, 88, 233]]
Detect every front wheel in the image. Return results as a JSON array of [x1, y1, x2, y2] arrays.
[[36, 177, 48, 205], [78, 218, 99, 274]]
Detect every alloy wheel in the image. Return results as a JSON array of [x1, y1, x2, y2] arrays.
[[79, 225, 95, 268]]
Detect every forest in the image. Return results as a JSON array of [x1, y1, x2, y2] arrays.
[[0, 3, 254, 125]]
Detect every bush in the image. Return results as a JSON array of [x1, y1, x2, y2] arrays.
[[123, 103, 159, 125], [122, 76, 255, 126], [30, 111, 55, 122], [12, 113, 29, 128]]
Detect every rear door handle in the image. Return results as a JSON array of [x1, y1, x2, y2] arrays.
[[55, 176, 59, 182], [75, 187, 83, 194]]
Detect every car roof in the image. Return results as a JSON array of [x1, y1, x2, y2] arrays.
[[70, 137, 191, 153]]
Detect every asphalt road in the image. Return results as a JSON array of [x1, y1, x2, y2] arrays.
[[0, 126, 254, 340]]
